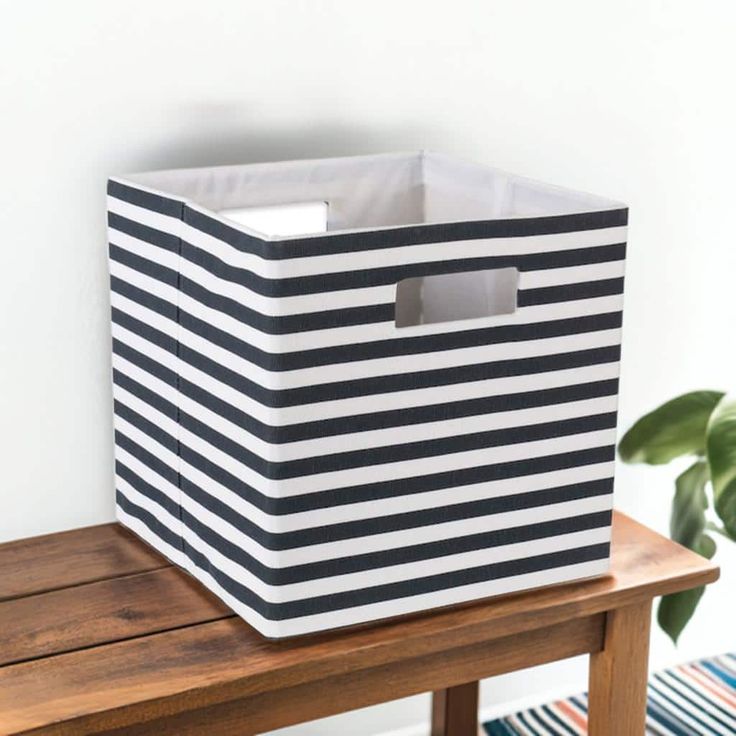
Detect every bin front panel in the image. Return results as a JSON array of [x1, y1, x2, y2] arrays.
[[108, 176, 627, 638]]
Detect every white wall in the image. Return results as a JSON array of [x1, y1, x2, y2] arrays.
[[1, 1, 735, 733]]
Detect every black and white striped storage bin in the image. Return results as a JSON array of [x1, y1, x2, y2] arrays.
[[107, 152, 627, 638]]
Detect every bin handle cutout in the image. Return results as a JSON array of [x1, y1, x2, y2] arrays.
[[395, 267, 519, 328]]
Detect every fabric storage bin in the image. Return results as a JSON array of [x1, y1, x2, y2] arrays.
[[107, 152, 628, 639]]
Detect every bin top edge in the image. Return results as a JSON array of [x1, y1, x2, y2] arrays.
[[108, 150, 627, 244]]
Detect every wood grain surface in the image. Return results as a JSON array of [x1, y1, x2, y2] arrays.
[[0, 512, 719, 736], [0, 524, 167, 602], [588, 600, 653, 735]]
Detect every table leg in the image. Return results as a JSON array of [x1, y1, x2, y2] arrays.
[[588, 601, 652, 735], [431, 681, 479, 736]]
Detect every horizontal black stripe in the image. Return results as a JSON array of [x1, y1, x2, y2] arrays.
[[112, 329, 621, 416], [110, 246, 179, 289], [191, 377, 620, 444], [118, 387, 616, 479], [108, 179, 184, 219], [111, 241, 623, 334], [114, 401, 178, 456], [111, 277, 178, 323], [196, 407, 617, 478], [117, 421, 614, 514], [111, 243, 396, 333], [119, 455, 611, 551], [114, 359, 619, 443], [185, 203, 628, 260], [180, 237, 628, 297], [113, 314, 178, 355], [252, 478, 607, 551], [109, 177, 626, 261], [117, 487, 611, 619], [113, 341, 178, 392], [110, 210, 626, 297], [114, 430, 179, 488], [116, 461, 180, 518], [114, 369, 179, 424], [182, 466, 612, 550], [195, 532, 610, 620], [185, 507, 613, 585], [108, 213, 180, 254], [188, 308, 624, 373], [518, 277, 624, 307], [111, 277, 622, 371], [116, 490, 183, 550], [182, 275, 395, 333], [112, 305, 621, 405]]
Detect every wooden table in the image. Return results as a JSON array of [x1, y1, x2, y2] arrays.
[[0, 512, 718, 736]]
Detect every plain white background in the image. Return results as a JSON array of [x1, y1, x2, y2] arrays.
[[1, 1, 734, 733]]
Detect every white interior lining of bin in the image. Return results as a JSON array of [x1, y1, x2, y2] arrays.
[[124, 151, 623, 238]]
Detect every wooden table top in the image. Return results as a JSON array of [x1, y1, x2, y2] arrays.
[[0, 511, 718, 736]]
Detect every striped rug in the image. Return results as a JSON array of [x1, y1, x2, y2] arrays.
[[483, 653, 736, 735]]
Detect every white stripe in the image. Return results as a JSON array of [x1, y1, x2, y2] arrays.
[[114, 406, 615, 539], [184, 555, 609, 638], [647, 683, 720, 736], [530, 705, 578, 735], [181, 518, 611, 602], [113, 407, 179, 471], [114, 402, 615, 501], [110, 225, 625, 316], [182, 490, 612, 567], [644, 714, 679, 736], [116, 402, 612, 532], [113, 290, 624, 402], [110, 274, 624, 356], [714, 655, 736, 675], [109, 229, 180, 271], [182, 460, 612, 534], [116, 403, 613, 533], [113, 320, 620, 424], [522, 259, 625, 288], [647, 684, 722, 735], [186, 393, 618, 460], [655, 672, 734, 733], [115, 445, 180, 506], [116, 505, 188, 569], [178, 425, 618, 496], [505, 715, 537, 735], [108, 194, 626, 277], [110, 268, 621, 392], [183, 215, 627, 277], [525, 707, 562, 735], [108, 195, 182, 237], [117, 476, 182, 539], [114, 362, 619, 460]]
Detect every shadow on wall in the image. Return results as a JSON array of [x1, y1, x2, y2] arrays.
[[115, 105, 435, 173]]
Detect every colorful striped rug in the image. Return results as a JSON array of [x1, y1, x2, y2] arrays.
[[483, 653, 736, 735]]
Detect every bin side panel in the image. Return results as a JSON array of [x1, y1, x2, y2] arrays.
[[107, 179, 188, 569]]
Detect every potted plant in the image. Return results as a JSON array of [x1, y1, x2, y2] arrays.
[[618, 391, 736, 643]]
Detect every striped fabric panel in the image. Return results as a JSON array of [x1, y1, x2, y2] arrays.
[[483, 653, 736, 736], [107, 162, 626, 638]]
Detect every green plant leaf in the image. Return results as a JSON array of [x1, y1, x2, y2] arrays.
[[658, 588, 706, 645], [618, 391, 724, 465], [670, 460, 709, 548], [657, 532, 716, 645], [696, 533, 717, 559], [705, 520, 735, 541], [657, 461, 713, 644], [706, 395, 736, 538]]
